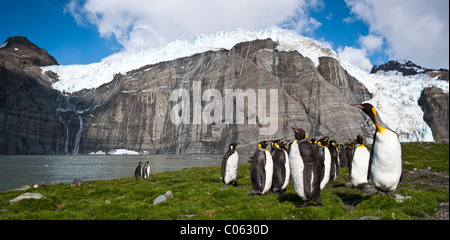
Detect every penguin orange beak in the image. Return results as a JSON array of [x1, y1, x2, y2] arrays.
[[355, 105, 364, 109]]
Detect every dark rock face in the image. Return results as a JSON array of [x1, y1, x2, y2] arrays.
[[371, 60, 448, 77], [0, 36, 58, 67], [418, 87, 449, 143], [317, 56, 372, 104], [0, 37, 62, 154], [70, 39, 373, 154], [1, 36, 445, 154]]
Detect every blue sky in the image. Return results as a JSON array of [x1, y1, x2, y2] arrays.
[[1, 0, 448, 71]]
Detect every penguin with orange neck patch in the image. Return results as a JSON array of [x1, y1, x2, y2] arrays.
[[349, 134, 370, 187], [271, 139, 290, 194], [317, 137, 331, 189], [356, 103, 402, 195], [289, 128, 323, 207], [249, 141, 273, 195]]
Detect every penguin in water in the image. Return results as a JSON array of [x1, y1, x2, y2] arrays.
[[135, 162, 142, 179], [356, 103, 402, 195], [349, 134, 370, 187], [271, 140, 290, 194], [249, 141, 273, 195], [328, 140, 339, 181], [317, 137, 331, 189], [221, 143, 239, 186], [142, 161, 150, 179], [289, 128, 323, 207]]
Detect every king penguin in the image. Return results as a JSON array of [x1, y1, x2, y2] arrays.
[[349, 134, 370, 187], [249, 141, 273, 195], [142, 161, 150, 179], [317, 137, 331, 189], [271, 140, 290, 194], [339, 144, 349, 168], [356, 103, 402, 195], [221, 143, 239, 186], [289, 128, 323, 207], [135, 162, 142, 179], [328, 140, 339, 181]]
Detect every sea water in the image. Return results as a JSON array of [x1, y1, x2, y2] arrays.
[[0, 154, 250, 191]]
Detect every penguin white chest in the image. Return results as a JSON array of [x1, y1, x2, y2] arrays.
[[371, 130, 402, 191], [224, 152, 239, 184], [350, 146, 370, 187], [262, 150, 273, 194], [320, 147, 331, 189], [282, 150, 290, 190], [289, 141, 306, 200]]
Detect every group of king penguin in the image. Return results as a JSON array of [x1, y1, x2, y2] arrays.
[[134, 161, 151, 179], [221, 103, 402, 207]]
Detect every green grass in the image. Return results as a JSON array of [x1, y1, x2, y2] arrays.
[[0, 142, 448, 220], [401, 142, 449, 172]]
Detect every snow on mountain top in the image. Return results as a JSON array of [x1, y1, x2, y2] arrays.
[[41, 27, 336, 93], [40, 27, 449, 142]]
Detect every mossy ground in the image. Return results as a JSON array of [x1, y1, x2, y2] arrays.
[[0, 142, 448, 220]]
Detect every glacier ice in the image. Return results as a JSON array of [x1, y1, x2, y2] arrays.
[[40, 27, 449, 142]]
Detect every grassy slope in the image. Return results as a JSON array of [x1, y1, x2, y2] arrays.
[[0, 142, 448, 220]]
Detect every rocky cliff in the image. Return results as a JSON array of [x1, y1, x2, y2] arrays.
[[418, 87, 449, 142], [66, 38, 373, 154], [371, 60, 449, 79], [0, 37, 62, 154], [1, 36, 447, 154]]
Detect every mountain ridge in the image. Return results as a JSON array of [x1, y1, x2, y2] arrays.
[[371, 60, 449, 79], [1, 28, 449, 154]]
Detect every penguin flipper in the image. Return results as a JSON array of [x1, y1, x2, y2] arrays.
[[367, 147, 374, 181], [259, 167, 266, 193]]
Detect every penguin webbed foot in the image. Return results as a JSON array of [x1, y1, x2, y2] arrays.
[[272, 189, 285, 195], [248, 190, 262, 195], [295, 202, 309, 208], [232, 181, 238, 187]]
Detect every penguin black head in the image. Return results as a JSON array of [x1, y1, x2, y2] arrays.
[[317, 137, 330, 146], [280, 140, 289, 150], [229, 143, 238, 150], [291, 127, 307, 140], [356, 134, 364, 144], [356, 103, 390, 132], [258, 141, 271, 149], [271, 139, 283, 149], [138, 162, 142, 165], [329, 140, 337, 147]]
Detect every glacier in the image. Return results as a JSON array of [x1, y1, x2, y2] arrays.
[[40, 27, 449, 142]]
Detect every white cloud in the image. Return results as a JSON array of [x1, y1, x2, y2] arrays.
[[345, 0, 449, 69], [359, 34, 383, 53], [337, 46, 372, 72], [67, 0, 324, 53]]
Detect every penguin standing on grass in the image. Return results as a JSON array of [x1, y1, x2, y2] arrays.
[[317, 137, 331, 189], [356, 103, 402, 195], [135, 162, 142, 179], [289, 128, 323, 207], [328, 140, 339, 181], [271, 140, 290, 194], [349, 135, 370, 187], [222, 143, 239, 186], [142, 161, 150, 179], [249, 141, 273, 195], [339, 144, 349, 168]]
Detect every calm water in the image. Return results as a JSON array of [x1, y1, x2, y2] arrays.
[[0, 154, 250, 191]]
